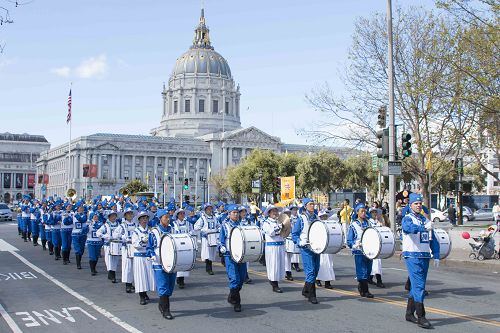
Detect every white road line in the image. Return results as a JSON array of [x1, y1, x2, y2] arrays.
[[0, 239, 142, 333], [0, 302, 23, 333]]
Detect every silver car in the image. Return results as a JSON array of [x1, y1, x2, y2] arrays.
[[0, 203, 13, 221]]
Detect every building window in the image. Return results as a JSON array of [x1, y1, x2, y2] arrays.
[[185, 99, 190, 113], [212, 100, 218, 113], [174, 101, 178, 113], [225, 101, 230, 115], [199, 99, 205, 113]]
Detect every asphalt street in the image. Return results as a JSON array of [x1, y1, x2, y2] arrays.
[[0, 222, 499, 333]]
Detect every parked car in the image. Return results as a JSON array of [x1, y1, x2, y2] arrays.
[[0, 203, 13, 221], [473, 208, 495, 221], [430, 208, 448, 223]]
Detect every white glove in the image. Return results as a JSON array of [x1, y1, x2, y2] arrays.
[[220, 246, 226, 254], [433, 259, 440, 268], [354, 240, 362, 249], [424, 221, 433, 231]]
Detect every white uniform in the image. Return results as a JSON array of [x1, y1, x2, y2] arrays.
[[173, 219, 193, 278], [131, 225, 155, 293], [96, 220, 120, 272], [262, 217, 285, 282], [113, 220, 137, 284], [369, 218, 383, 275], [194, 212, 219, 261]]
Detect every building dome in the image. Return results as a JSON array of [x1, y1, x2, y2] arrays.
[[172, 48, 231, 78]]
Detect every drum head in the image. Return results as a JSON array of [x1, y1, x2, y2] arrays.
[[160, 234, 175, 273], [308, 221, 327, 254], [230, 227, 244, 263], [361, 228, 380, 260]]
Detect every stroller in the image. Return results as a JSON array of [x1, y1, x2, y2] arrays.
[[469, 225, 499, 260]]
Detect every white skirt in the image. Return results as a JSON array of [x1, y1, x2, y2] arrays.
[[133, 256, 155, 293], [265, 245, 285, 281], [121, 246, 134, 283], [317, 253, 336, 281], [371, 258, 382, 275], [200, 237, 218, 261]]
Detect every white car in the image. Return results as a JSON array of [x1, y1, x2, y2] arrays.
[[430, 208, 448, 223], [0, 203, 13, 221]]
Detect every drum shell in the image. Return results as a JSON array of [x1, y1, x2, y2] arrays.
[[230, 226, 263, 263], [160, 234, 196, 273], [361, 226, 395, 259], [308, 221, 344, 254], [433, 228, 452, 260], [109, 240, 122, 256], [285, 237, 300, 254]]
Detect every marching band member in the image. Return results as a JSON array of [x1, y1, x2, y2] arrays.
[[49, 200, 63, 261], [402, 193, 440, 329], [96, 211, 121, 283], [367, 207, 385, 288], [172, 208, 192, 289], [291, 198, 320, 304], [194, 203, 219, 275], [316, 210, 335, 289], [219, 204, 246, 312], [72, 202, 88, 269], [262, 205, 286, 293], [146, 209, 175, 319], [113, 206, 137, 293], [132, 211, 155, 305], [87, 212, 104, 276], [347, 203, 374, 298]]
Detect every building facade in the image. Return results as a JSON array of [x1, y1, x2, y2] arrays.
[[0, 133, 50, 203]]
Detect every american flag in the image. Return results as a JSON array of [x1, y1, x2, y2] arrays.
[[66, 89, 72, 124]]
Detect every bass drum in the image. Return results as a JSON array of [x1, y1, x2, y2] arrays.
[[230, 226, 263, 263], [433, 228, 452, 259], [308, 220, 344, 254], [159, 233, 196, 273], [361, 226, 395, 259]]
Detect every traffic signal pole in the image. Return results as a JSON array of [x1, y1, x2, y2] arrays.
[[387, 0, 397, 237]]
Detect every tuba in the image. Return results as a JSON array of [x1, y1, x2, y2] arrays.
[[67, 188, 77, 202]]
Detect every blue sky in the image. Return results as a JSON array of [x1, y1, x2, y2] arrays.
[[0, 0, 437, 148]]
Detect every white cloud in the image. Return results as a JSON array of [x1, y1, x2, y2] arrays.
[[75, 54, 107, 79], [50, 66, 71, 77]]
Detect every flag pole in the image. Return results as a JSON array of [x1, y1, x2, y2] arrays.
[[67, 83, 72, 192]]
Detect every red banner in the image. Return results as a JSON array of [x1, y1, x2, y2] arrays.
[[28, 174, 35, 188], [83, 164, 98, 178]]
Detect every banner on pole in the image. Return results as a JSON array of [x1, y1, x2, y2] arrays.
[[280, 176, 295, 201]]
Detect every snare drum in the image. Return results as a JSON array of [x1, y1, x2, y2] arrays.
[[433, 228, 452, 259], [126, 243, 134, 259], [207, 231, 219, 247], [109, 240, 122, 256], [308, 220, 344, 254], [230, 226, 263, 263], [285, 237, 300, 254], [361, 226, 395, 259], [159, 233, 196, 273]]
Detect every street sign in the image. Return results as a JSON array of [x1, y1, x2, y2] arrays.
[[383, 161, 402, 176], [87, 185, 93, 190]]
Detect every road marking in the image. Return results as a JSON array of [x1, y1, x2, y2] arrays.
[[0, 239, 141, 333], [242, 266, 500, 329], [0, 302, 23, 333]]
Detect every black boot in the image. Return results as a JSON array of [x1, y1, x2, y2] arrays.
[[302, 282, 310, 298], [163, 296, 173, 320], [125, 283, 132, 293], [308, 282, 318, 304], [177, 277, 185, 289], [227, 288, 236, 304], [285, 271, 293, 281], [324, 281, 333, 289], [110, 270, 117, 283], [368, 275, 376, 285], [76, 255, 82, 269], [139, 292, 147, 305], [41, 240, 47, 251], [405, 298, 418, 324], [271, 281, 283, 293], [415, 302, 432, 329], [234, 289, 242, 312], [375, 274, 385, 288]]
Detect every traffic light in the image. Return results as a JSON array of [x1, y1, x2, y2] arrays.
[[401, 133, 412, 158], [183, 178, 189, 190], [377, 106, 387, 128], [376, 128, 389, 159]]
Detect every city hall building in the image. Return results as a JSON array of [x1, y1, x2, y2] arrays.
[[36, 10, 350, 201]]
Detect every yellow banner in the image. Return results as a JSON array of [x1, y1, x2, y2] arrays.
[[280, 176, 295, 202]]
